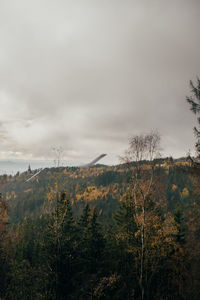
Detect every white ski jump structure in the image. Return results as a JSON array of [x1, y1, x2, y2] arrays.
[[25, 168, 44, 182], [80, 154, 107, 168], [25, 154, 107, 182]]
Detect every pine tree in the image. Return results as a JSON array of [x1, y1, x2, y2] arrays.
[[174, 209, 186, 245], [42, 192, 78, 299], [57, 193, 78, 299], [0, 194, 9, 299], [87, 207, 105, 274], [79, 203, 90, 230], [187, 78, 200, 154], [28, 164, 32, 173], [113, 195, 138, 245], [112, 195, 138, 298], [77, 203, 91, 271]]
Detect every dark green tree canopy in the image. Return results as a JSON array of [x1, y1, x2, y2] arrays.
[[187, 78, 200, 153], [187, 78, 200, 114]]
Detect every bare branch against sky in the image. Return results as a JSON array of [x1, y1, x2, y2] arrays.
[[0, 0, 200, 164]]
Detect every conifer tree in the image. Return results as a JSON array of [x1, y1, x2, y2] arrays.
[[87, 207, 105, 274], [0, 193, 9, 299], [28, 164, 32, 173], [77, 203, 91, 270], [79, 203, 90, 230], [187, 78, 200, 154]]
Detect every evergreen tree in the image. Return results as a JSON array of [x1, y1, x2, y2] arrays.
[[113, 195, 138, 298], [58, 195, 78, 299], [174, 209, 186, 245], [44, 192, 78, 299], [28, 164, 32, 173], [79, 203, 90, 230], [187, 78, 200, 154], [77, 203, 91, 274], [87, 207, 105, 274], [0, 194, 9, 299]]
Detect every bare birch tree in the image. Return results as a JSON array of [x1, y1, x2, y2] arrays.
[[121, 131, 161, 300]]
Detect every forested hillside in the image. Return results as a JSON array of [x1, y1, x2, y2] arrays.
[[1, 158, 193, 223], [1, 156, 200, 299]]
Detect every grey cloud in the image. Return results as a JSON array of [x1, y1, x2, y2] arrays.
[[0, 0, 200, 163]]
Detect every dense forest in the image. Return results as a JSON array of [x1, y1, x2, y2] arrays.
[[0, 154, 200, 299], [1, 79, 200, 299]]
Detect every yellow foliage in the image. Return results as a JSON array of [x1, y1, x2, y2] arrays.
[[163, 162, 168, 168], [87, 186, 96, 191], [24, 189, 32, 193], [75, 186, 110, 202], [135, 231, 140, 238], [181, 187, 189, 198], [172, 184, 178, 191]]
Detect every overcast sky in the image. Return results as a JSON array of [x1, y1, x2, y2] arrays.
[[0, 0, 200, 165]]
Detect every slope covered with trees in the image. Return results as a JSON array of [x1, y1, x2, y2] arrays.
[[0, 152, 200, 299]]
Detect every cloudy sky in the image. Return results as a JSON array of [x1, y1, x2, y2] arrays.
[[0, 0, 200, 165]]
